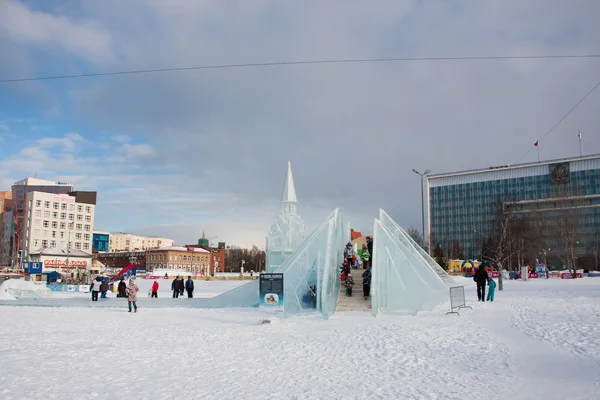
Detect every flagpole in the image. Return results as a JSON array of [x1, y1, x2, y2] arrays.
[[537, 146, 540, 163], [578, 130, 583, 157]]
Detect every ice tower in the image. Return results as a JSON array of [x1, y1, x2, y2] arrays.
[[266, 161, 306, 272]]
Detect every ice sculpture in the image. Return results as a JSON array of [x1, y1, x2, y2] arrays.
[[371, 211, 448, 316], [273, 208, 344, 319], [379, 209, 455, 287], [266, 161, 306, 272]]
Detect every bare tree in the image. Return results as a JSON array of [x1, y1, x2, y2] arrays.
[[407, 227, 428, 251], [553, 184, 584, 278]]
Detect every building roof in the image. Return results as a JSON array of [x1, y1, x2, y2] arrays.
[[29, 248, 92, 258], [282, 161, 297, 203], [13, 177, 72, 187], [428, 153, 600, 180], [153, 246, 210, 253]]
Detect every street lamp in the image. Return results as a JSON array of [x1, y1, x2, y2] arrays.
[[412, 169, 431, 241]]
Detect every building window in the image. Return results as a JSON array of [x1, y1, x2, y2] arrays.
[[52, 212, 58, 219], [60, 232, 65, 239], [75, 242, 81, 250], [84, 234, 90, 241], [60, 213, 66, 220], [53, 202, 59, 210], [51, 231, 56, 238], [42, 240, 48, 247], [60, 222, 66, 229], [86, 206, 92, 213], [68, 204, 74, 211], [62, 203, 68, 210], [50, 240, 56, 248], [52, 221, 58, 228], [77, 214, 83, 221], [44, 201, 50, 208], [34, 219, 41, 227], [35, 210, 42, 217], [169, 255, 172, 261], [84, 225, 90, 232], [36, 200, 41, 207], [75, 233, 82, 240], [77, 205, 83, 212], [69, 214, 74, 221], [33, 229, 40, 237], [33, 239, 40, 247], [83, 243, 89, 250], [43, 220, 49, 228], [44, 211, 51, 218], [85, 215, 92, 222], [76, 224, 82, 231]]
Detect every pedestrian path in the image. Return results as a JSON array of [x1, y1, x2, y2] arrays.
[[336, 269, 372, 312]]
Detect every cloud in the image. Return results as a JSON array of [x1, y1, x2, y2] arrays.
[[0, 121, 9, 131], [1, 0, 600, 247], [37, 132, 83, 152], [0, 0, 115, 65]]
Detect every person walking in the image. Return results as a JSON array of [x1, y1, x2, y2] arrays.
[[179, 277, 185, 297], [345, 272, 354, 297], [473, 266, 490, 302], [172, 277, 180, 298], [487, 278, 496, 302], [361, 267, 372, 300], [185, 276, 194, 298], [360, 244, 370, 270], [126, 278, 139, 313], [100, 278, 109, 299], [117, 278, 127, 298], [91, 277, 101, 301], [151, 280, 159, 298], [366, 236, 373, 268]]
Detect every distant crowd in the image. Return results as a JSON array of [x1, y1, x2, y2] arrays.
[[340, 237, 373, 301]]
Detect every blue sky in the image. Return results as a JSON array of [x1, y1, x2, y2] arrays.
[[1, 0, 600, 247]]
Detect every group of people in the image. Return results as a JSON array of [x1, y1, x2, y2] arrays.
[[90, 277, 109, 301], [340, 240, 373, 300], [171, 276, 195, 298], [473, 266, 497, 302], [94, 277, 139, 312]]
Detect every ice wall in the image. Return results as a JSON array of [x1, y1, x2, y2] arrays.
[[371, 214, 448, 316], [378, 209, 455, 287], [274, 208, 344, 319]]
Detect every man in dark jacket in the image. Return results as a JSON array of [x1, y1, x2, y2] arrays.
[[172, 277, 180, 298], [117, 278, 127, 298], [362, 267, 372, 300], [185, 276, 194, 298], [474, 266, 490, 301]]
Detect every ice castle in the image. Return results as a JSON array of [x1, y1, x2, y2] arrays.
[[266, 161, 306, 272]]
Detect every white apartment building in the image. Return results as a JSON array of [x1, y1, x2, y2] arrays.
[[109, 233, 174, 252], [22, 192, 96, 262]]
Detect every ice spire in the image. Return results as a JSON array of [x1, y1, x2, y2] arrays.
[[282, 161, 297, 204]]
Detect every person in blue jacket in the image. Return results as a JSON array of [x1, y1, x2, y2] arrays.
[[487, 278, 497, 302]]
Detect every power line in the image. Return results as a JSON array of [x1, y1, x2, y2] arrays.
[[1, 54, 600, 83], [515, 78, 600, 164]]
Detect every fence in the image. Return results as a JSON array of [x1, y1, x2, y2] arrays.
[[446, 286, 472, 316]]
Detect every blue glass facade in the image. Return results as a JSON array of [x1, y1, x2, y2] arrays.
[[92, 233, 109, 252], [428, 155, 600, 262]]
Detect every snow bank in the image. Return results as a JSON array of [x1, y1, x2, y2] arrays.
[[0, 279, 52, 300]]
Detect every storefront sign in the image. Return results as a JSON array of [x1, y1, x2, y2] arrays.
[[44, 260, 88, 268], [259, 273, 284, 317], [561, 272, 583, 279], [54, 194, 75, 203]]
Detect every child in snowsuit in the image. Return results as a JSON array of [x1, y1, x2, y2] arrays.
[[487, 278, 496, 302], [345, 272, 354, 296]]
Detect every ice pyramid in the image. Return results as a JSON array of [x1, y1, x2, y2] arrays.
[[371, 210, 449, 316], [273, 208, 345, 319]]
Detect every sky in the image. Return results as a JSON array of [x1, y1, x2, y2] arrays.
[[1, 0, 599, 248]]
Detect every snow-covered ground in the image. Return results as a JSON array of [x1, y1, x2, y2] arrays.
[[1, 278, 599, 399]]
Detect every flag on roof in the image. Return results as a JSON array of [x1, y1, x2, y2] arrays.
[[578, 130, 582, 142], [534, 140, 539, 147]]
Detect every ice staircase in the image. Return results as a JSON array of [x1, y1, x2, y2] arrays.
[[336, 270, 372, 312]]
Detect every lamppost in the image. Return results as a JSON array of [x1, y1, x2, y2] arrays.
[[412, 169, 431, 242]]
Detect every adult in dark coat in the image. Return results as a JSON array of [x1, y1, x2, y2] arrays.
[[172, 277, 180, 298], [473, 266, 490, 301], [185, 276, 194, 298], [178, 278, 185, 297], [117, 279, 127, 298]]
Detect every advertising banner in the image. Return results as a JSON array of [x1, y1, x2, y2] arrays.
[[259, 273, 284, 317], [561, 272, 583, 279], [535, 264, 547, 279], [79, 285, 90, 293], [528, 272, 539, 279]]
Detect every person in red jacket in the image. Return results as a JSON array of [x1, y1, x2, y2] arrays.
[[151, 281, 159, 298]]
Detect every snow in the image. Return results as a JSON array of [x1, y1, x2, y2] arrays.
[[0, 278, 599, 399], [0, 278, 51, 300]]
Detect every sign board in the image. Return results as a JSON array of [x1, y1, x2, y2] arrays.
[[79, 285, 90, 293], [528, 272, 539, 279], [259, 273, 284, 317], [535, 264, 547, 279], [44, 260, 88, 268], [561, 272, 583, 279], [54, 194, 75, 203]]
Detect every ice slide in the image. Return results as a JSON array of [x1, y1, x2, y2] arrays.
[[110, 264, 136, 281]]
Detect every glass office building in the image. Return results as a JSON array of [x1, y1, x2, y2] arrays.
[[92, 232, 110, 252], [427, 154, 600, 264]]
